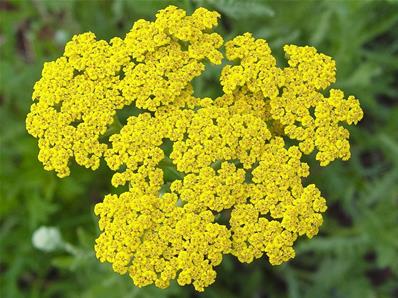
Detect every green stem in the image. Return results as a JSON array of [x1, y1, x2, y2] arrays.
[[102, 116, 123, 138], [184, 0, 194, 14]]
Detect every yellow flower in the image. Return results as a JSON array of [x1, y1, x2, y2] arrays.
[[27, 5, 363, 292]]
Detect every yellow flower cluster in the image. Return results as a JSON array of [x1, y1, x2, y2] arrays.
[[221, 33, 363, 165], [25, 32, 129, 176], [26, 5, 363, 292], [95, 190, 230, 291], [26, 6, 222, 177]]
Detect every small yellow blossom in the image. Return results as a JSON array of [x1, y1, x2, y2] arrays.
[[26, 5, 363, 292]]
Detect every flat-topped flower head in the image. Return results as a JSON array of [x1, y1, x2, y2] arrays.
[[26, 5, 363, 292], [26, 6, 223, 177]]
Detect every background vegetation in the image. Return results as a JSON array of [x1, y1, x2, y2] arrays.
[[1, 0, 397, 297]]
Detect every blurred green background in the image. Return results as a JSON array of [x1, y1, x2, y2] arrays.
[[1, 0, 398, 297]]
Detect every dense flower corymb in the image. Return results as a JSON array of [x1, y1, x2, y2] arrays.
[[26, 5, 363, 292]]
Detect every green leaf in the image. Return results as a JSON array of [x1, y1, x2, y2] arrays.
[[197, 0, 274, 19], [52, 256, 75, 269]]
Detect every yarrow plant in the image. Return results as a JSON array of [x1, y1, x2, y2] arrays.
[[26, 5, 363, 292]]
